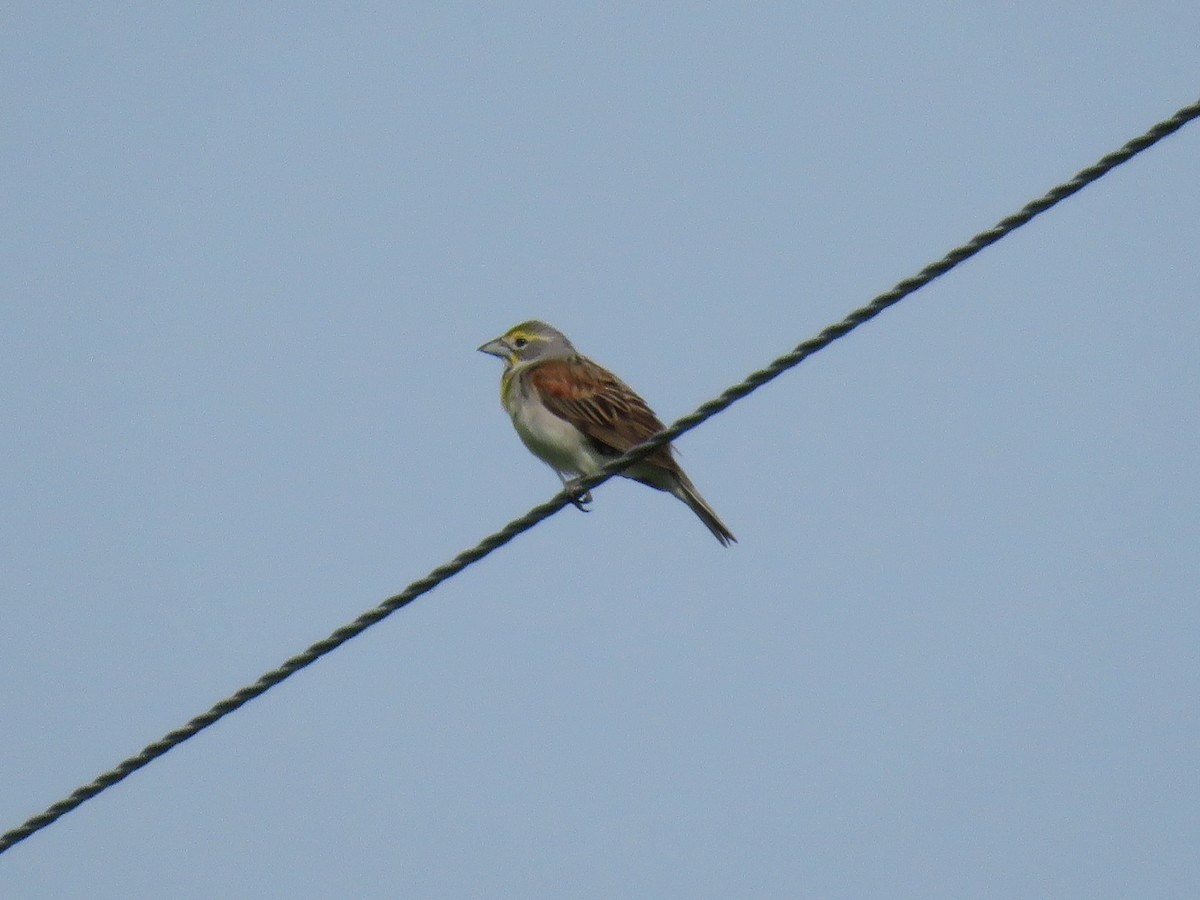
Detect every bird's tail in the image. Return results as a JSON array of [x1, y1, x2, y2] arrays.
[[671, 474, 736, 547]]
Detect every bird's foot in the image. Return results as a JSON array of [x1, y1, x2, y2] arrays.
[[563, 478, 593, 512]]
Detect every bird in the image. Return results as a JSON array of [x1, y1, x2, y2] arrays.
[[478, 320, 736, 546]]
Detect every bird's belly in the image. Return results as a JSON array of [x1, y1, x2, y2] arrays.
[[511, 400, 604, 476]]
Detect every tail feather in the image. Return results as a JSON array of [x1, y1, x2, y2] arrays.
[[672, 476, 736, 547]]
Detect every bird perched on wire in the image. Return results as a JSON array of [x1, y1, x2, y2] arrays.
[[478, 320, 736, 546]]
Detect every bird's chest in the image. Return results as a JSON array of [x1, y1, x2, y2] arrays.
[[503, 374, 598, 475]]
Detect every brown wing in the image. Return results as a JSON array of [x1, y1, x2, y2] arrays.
[[527, 355, 678, 470]]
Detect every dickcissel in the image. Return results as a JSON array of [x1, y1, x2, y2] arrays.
[[478, 320, 736, 546]]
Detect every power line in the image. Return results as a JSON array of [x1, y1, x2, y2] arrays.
[[2, 95, 1198, 857]]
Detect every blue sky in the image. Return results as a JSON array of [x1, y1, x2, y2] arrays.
[[3, 3, 1198, 897]]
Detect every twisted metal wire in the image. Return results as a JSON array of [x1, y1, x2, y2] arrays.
[[2, 95, 1197, 857]]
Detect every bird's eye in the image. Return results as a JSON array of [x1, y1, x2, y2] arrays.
[[513, 337, 528, 349]]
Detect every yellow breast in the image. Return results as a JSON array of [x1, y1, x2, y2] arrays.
[[499, 360, 536, 415]]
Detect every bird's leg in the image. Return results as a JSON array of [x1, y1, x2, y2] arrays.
[[560, 475, 593, 512]]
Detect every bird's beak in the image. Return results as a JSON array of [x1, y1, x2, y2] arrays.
[[477, 337, 510, 359]]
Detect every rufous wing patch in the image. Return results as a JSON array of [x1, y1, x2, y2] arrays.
[[527, 357, 678, 470]]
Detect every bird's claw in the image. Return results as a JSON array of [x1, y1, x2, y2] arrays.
[[564, 479, 593, 512]]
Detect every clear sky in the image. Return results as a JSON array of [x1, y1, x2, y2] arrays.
[[3, 3, 1198, 897]]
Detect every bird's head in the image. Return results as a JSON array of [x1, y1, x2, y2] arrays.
[[477, 320, 575, 365]]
